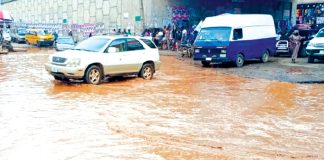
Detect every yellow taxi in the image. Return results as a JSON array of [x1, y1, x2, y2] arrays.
[[25, 29, 54, 47]]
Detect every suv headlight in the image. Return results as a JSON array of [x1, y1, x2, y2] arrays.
[[66, 58, 81, 67], [39, 39, 44, 41], [195, 49, 200, 53]]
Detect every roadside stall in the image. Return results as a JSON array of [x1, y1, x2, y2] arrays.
[[296, 3, 324, 29]]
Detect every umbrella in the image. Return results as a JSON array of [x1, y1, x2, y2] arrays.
[[0, 10, 14, 23]]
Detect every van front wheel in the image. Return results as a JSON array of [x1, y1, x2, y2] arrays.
[[261, 50, 269, 63], [235, 54, 244, 67]]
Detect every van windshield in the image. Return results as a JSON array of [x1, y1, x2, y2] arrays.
[[196, 27, 231, 41]]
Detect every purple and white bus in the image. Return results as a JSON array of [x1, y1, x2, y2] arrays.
[[193, 14, 277, 67]]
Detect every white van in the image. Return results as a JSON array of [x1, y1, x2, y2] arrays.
[[193, 14, 277, 67]]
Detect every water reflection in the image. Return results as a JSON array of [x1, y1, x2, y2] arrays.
[[0, 49, 323, 159]]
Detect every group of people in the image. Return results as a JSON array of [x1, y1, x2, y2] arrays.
[[142, 25, 198, 51], [111, 28, 132, 36]]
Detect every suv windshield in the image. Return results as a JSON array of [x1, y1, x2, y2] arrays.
[[196, 27, 231, 41], [74, 37, 110, 52], [57, 37, 74, 44], [316, 30, 324, 38]]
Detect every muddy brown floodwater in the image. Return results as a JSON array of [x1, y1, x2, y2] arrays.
[[0, 49, 323, 160]]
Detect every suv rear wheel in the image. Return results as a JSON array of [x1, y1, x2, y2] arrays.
[[140, 63, 154, 80], [85, 65, 102, 85], [300, 47, 307, 57]]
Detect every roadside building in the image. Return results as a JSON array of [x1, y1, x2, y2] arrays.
[[1, 0, 294, 39], [293, 0, 324, 29]]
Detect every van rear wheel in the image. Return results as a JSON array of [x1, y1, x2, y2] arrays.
[[261, 50, 269, 63], [235, 54, 244, 67]]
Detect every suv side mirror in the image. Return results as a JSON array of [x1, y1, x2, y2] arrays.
[[108, 47, 117, 53]]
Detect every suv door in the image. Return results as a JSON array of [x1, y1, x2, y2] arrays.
[[103, 38, 127, 75], [122, 38, 145, 73]]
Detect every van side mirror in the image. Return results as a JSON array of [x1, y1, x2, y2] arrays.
[[108, 47, 117, 53]]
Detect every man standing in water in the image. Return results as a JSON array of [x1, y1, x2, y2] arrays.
[[289, 30, 303, 63]]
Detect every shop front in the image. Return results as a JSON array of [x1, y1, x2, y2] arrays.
[[296, 3, 324, 27]]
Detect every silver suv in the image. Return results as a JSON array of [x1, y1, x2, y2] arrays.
[[306, 28, 324, 63], [45, 36, 161, 84]]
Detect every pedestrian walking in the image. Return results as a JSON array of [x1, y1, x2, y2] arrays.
[[145, 29, 150, 37], [165, 27, 171, 50], [117, 29, 122, 35], [289, 30, 304, 63], [68, 30, 73, 37], [112, 29, 117, 35], [127, 29, 131, 36]]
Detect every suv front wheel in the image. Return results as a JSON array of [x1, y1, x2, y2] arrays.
[[140, 63, 154, 80], [85, 65, 102, 85]]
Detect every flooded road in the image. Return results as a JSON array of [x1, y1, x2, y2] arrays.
[[0, 49, 323, 160]]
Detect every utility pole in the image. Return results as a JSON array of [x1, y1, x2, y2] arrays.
[[140, 0, 145, 31]]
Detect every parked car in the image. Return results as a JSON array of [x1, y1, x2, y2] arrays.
[[45, 36, 161, 85], [276, 24, 317, 57], [11, 28, 26, 43], [306, 28, 324, 63], [55, 36, 75, 51], [193, 14, 276, 67], [25, 29, 54, 47]]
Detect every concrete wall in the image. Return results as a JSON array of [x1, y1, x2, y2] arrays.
[[2, 0, 172, 36]]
